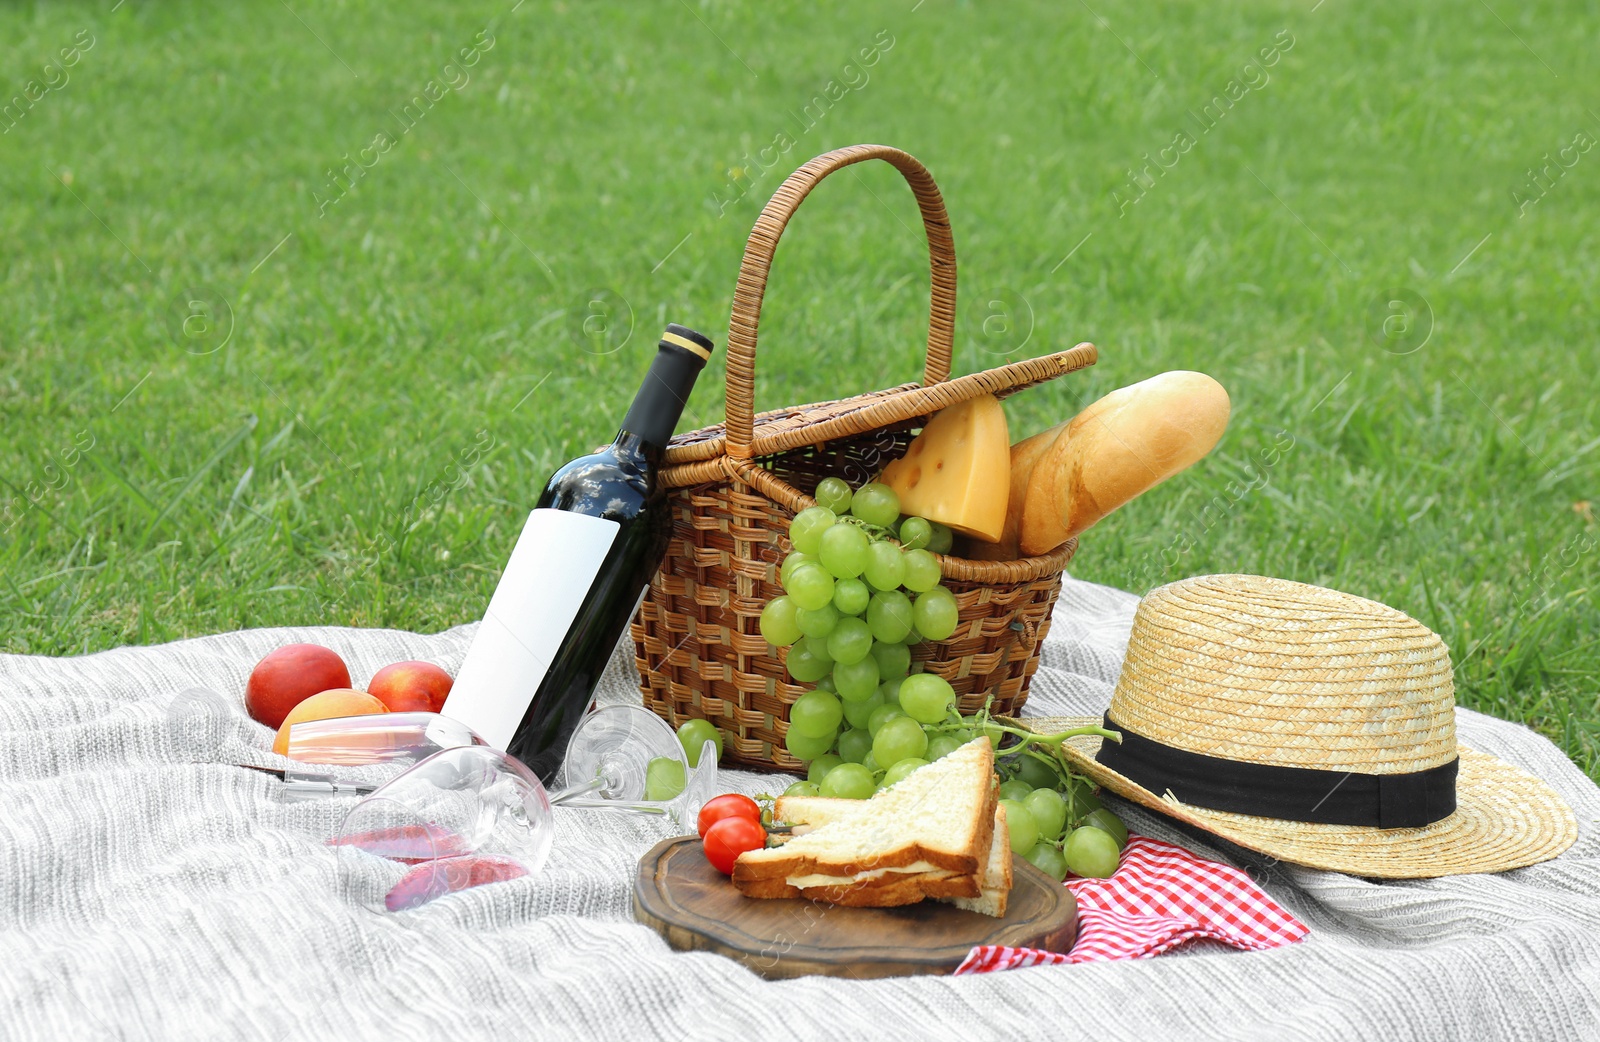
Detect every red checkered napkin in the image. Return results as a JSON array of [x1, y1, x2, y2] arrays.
[[954, 835, 1308, 973]]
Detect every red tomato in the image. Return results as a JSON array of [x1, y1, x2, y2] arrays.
[[703, 817, 766, 875], [696, 793, 761, 839]]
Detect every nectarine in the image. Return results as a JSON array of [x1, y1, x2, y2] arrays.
[[367, 660, 454, 714], [246, 644, 352, 729], [273, 689, 388, 756]]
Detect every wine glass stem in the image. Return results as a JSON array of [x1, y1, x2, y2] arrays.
[[557, 799, 668, 816], [549, 776, 610, 804]]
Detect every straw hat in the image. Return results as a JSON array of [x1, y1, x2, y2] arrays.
[[1042, 574, 1577, 878]]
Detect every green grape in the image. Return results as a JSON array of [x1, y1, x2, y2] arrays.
[[789, 689, 843, 738], [862, 540, 907, 591], [832, 577, 871, 616], [795, 602, 841, 639], [1000, 798, 1039, 855], [862, 750, 881, 772], [1063, 826, 1122, 878], [901, 548, 942, 592], [1024, 787, 1068, 841], [905, 627, 924, 646], [897, 516, 933, 550], [926, 733, 964, 760], [866, 703, 907, 737], [866, 590, 915, 643], [869, 641, 911, 681], [926, 521, 954, 555], [1010, 754, 1061, 791], [676, 719, 723, 768], [644, 757, 686, 801], [832, 655, 880, 700], [788, 505, 837, 555], [913, 587, 959, 641], [813, 675, 837, 694], [786, 562, 836, 611], [1065, 782, 1104, 822], [825, 617, 873, 664], [879, 677, 904, 705], [1024, 841, 1069, 882], [807, 753, 844, 783], [780, 551, 814, 587], [999, 779, 1034, 803], [784, 779, 821, 798], [758, 596, 802, 647], [783, 725, 837, 761], [980, 721, 1005, 750], [819, 762, 875, 799], [1085, 808, 1129, 848], [814, 477, 853, 514], [785, 636, 834, 683], [836, 727, 874, 764], [897, 672, 956, 724], [841, 688, 884, 729], [818, 523, 869, 579], [850, 482, 901, 528], [881, 757, 929, 787], [872, 716, 929, 767]]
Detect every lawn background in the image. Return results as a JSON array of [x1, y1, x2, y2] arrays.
[[2, 1, 1595, 777]]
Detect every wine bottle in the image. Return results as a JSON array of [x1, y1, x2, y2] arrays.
[[441, 324, 716, 782]]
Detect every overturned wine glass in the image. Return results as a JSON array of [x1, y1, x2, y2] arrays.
[[322, 705, 717, 911], [552, 704, 719, 828], [330, 744, 554, 913]]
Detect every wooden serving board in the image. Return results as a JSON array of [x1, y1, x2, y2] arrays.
[[633, 836, 1077, 979]]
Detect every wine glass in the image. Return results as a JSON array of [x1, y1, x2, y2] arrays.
[[553, 704, 719, 827], [329, 744, 554, 913], [285, 711, 485, 765]]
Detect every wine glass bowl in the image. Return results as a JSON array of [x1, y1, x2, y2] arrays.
[[556, 704, 719, 826], [331, 744, 553, 913], [557, 704, 681, 802]]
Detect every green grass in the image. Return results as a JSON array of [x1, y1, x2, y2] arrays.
[[2, 0, 1595, 777]]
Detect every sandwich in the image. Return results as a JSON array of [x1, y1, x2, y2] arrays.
[[770, 795, 1014, 917], [731, 738, 1010, 913]]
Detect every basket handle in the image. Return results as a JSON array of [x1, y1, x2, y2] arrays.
[[724, 144, 956, 461]]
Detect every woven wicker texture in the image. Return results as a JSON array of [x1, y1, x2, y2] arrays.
[[1031, 574, 1579, 878], [631, 144, 1097, 771]]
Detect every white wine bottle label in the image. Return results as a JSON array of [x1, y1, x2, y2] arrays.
[[441, 508, 620, 751]]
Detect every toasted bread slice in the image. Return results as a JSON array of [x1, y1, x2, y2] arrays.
[[773, 795, 1014, 917], [947, 801, 1013, 917], [734, 739, 996, 907]]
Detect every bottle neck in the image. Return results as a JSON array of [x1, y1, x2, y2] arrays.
[[617, 342, 707, 451]]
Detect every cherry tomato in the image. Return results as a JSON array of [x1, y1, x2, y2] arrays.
[[703, 816, 766, 875], [696, 793, 761, 839]]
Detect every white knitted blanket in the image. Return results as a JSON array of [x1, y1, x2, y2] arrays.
[[4, 576, 1598, 1042]]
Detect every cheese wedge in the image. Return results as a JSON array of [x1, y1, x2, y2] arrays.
[[880, 394, 1010, 542], [965, 421, 1069, 560]]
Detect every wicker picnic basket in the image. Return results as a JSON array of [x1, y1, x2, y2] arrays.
[[630, 144, 1098, 772]]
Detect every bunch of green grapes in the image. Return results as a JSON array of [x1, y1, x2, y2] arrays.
[[758, 476, 1130, 880], [992, 746, 1129, 881]]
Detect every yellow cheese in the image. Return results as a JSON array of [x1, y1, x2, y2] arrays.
[[879, 394, 1010, 542]]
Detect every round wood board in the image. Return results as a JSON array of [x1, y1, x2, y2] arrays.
[[633, 835, 1077, 980]]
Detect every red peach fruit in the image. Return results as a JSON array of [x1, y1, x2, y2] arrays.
[[367, 660, 455, 714], [245, 644, 352, 729]]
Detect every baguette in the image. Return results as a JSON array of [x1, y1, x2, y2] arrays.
[[1017, 371, 1229, 556]]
